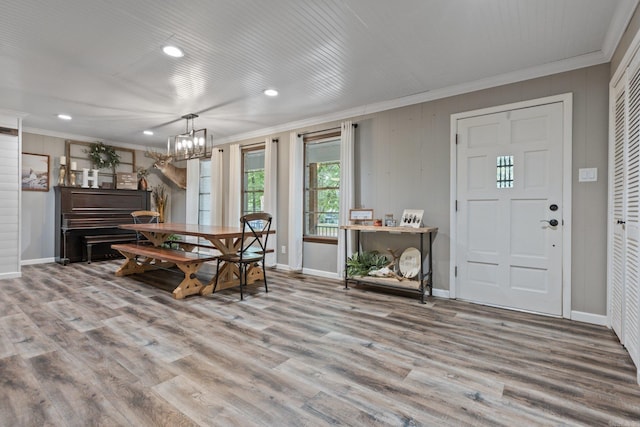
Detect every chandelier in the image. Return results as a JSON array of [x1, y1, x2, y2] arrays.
[[167, 113, 210, 160]]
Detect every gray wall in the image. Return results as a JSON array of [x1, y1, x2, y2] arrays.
[[20, 133, 172, 261], [612, 3, 640, 77], [222, 63, 610, 315], [21, 62, 610, 316]]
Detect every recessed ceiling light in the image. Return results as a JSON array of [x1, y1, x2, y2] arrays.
[[264, 89, 278, 97], [57, 114, 72, 120], [162, 45, 184, 58], [143, 130, 154, 136]]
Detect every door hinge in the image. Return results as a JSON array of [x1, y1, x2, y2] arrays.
[[455, 200, 458, 212], [455, 266, 458, 277], [455, 134, 459, 145]]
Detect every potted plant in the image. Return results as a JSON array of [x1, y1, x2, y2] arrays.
[[346, 251, 388, 277]]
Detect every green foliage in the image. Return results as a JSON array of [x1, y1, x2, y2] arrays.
[[244, 168, 264, 213], [162, 234, 181, 249], [85, 142, 120, 170], [317, 162, 340, 217], [346, 251, 388, 277]]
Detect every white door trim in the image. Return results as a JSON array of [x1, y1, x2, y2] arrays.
[[449, 93, 573, 318]]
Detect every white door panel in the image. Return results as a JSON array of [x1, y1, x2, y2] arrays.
[[457, 102, 563, 315]]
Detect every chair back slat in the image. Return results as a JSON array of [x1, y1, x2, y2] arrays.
[[239, 212, 272, 261], [131, 210, 160, 241]]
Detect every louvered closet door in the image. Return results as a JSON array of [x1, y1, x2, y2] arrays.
[[611, 80, 626, 341], [626, 78, 640, 367], [624, 56, 640, 369]]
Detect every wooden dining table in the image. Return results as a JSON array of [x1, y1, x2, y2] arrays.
[[118, 222, 275, 297]]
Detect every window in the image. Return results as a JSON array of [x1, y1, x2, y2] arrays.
[[199, 160, 211, 225], [497, 155, 514, 188], [242, 147, 265, 215], [304, 136, 340, 240]]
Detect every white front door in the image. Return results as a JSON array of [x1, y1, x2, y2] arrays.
[[456, 102, 564, 315]]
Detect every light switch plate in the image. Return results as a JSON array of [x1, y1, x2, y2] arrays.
[[578, 167, 597, 182]]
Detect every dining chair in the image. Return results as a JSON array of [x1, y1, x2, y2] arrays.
[[213, 212, 272, 300], [130, 210, 160, 243]]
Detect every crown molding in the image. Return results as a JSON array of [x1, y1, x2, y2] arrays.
[[23, 127, 142, 151], [213, 50, 609, 146], [602, 0, 640, 60]]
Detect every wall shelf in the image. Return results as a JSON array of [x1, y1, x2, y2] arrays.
[[64, 140, 136, 188]]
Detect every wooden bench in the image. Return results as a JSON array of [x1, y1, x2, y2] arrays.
[[83, 234, 138, 264], [111, 243, 218, 299]]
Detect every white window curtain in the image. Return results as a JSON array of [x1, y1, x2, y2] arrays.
[[288, 131, 304, 271], [210, 148, 224, 226], [185, 159, 200, 224], [337, 120, 355, 277], [227, 143, 241, 227], [184, 159, 201, 244], [263, 137, 278, 267]]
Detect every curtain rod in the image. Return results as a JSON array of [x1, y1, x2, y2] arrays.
[[240, 137, 279, 150], [298, 123, 357, 138]]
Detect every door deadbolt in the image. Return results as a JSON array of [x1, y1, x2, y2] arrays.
[[549, 204, 558, 211]]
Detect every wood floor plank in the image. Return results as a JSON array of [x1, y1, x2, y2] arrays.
[[0, 311, 56, 359], [1, 261, 639, 426], [0, 354, 67, 427], [25, 350, 131, 426]]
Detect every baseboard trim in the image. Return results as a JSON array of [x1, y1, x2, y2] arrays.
[[21, 257, 55, 266], [571, 310, 608, 326], [0, 271, 21, 279], [302, 268, 339, 280], [274, 263, 299, 272], [431, 288, 450, 299]]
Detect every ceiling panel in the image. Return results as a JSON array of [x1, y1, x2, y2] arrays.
[[0, 0, 635, 148]]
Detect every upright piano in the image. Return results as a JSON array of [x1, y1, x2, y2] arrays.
[[55, 186, 151, 264]]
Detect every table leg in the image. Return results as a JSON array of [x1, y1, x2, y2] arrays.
[[420, 232, 425, 304], [429, 231, 433, 297], [203, 236, 263, 292], [344, 227, 349, 289], [173, 261, 207, 299], [139, 231, 173, 247], [114, 250, 146, 276]]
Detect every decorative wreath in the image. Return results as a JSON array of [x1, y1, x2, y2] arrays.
[[86, 142, 120, 170]]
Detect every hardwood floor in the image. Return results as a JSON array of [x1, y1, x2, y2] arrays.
[[1, 261, 639, 426]]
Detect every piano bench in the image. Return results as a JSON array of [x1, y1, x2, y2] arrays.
[[83, 234, 138, 264]]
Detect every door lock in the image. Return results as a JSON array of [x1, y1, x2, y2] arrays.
[[541, 219, 559, 227]]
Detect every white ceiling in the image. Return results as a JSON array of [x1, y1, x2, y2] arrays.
[[1, 0, 637, 149]]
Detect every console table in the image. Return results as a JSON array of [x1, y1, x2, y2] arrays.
[[340, 224, 438, 303]]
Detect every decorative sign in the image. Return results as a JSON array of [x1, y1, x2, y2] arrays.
[[400, 209, 424, 228], [349, 209, 374, 222], [116, 172, 138, 190]]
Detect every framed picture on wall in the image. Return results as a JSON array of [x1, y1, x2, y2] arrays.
[[21, 153, 49, 192]]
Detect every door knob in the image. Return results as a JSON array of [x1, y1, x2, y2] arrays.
[[617, 220, 626, 224], [541, 219, 559, 227]]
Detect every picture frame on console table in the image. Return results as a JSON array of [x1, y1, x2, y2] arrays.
[[400, 209, 424, 228], [349, 208, 374, 224], [21, 152, 49, 192]]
